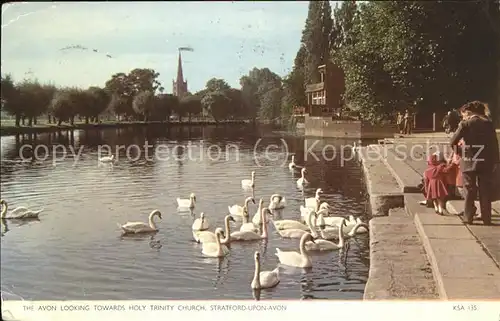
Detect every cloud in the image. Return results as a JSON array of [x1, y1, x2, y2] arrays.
[[1, 2, 308, 91]]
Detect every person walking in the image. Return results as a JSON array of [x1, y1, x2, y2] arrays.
[[403, 109, 412, 134], [396, 112, 404, 133], [450, 101, 499, 225]]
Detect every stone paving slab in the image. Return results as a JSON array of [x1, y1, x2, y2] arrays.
[[446, 200, 500, 267], [363, 208, 438, 300], [408, 194, 500, 299], [357, 147, 403, 216], [440, 277, 500, 299], [381, 146, 423, 193]]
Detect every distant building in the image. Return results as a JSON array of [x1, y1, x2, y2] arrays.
[[172, 51, 188, 98], [304, 62, 345, 117]]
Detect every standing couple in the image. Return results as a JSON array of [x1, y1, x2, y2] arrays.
[[450, 101, 499, 225]]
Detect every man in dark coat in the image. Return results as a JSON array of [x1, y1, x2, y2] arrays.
[[450, 102, 499, 225], [442, 112, 451, 133], [448, 109, 460, 132]]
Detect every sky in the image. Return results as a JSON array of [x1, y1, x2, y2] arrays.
[[0, 1, 324, 94]]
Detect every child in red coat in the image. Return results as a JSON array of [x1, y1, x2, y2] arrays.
[[424, 152, 454, 214]]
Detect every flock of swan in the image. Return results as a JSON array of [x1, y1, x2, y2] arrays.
[[121, 156, 367, 290], [1, 154, 369, 292]]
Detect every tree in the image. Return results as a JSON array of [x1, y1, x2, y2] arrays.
[[72, 89, 94, 124], [240, 75, 260, 121], [50, 89, 79, 125], [15, 81, 55, 126], [128, 68, 162, 93], [201, 91, 231, 122], [1, 74, 22, 126], [108, 93, 130, 120], [104, 68, 162, 119], [1, 74, 19, 123], [156, 94, 179, 121], [180, 95, 202, 122], [332, 1, 499, 123], [205, 78, 231, 92], [331, 0, 358, 52], [240, 67, 283, 122], [86, 86, 110, 123], [259, 87, 284, 124], [301, 1, 333, 84], [132, 91, 156, 121], [104, 73, 134, 117], [224, 88, 245, 118]]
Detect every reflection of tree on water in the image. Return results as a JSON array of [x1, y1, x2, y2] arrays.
[[175, 143, 185, 167]]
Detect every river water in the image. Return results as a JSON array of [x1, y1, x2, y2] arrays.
[[0, 125, 369, 300]]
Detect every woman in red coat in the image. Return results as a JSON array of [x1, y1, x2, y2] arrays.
[[424, 152, 454, 214]]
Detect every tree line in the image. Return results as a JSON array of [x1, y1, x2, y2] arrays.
[[1, 66, 289, 127], [284, 0, 500, 123]]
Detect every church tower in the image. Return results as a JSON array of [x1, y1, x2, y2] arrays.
[[172, 51, 188, 98]]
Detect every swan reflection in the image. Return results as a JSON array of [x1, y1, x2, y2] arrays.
[[1, 218, 40, 236], [252, 289, 261, 301]]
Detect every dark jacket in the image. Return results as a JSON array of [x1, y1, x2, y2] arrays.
[[448, 110, 460, 129], [450, 116, 500, 172]]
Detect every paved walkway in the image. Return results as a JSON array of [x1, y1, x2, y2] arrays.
[[360, 136, 500, 299], [377, 139, 500, 299]]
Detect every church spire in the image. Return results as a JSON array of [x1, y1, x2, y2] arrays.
[[173, 49, 189, 98], [176, 51, 184, 84]]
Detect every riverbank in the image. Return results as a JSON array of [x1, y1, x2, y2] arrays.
[[0, 120, 249, 136], [360, 138, 500, 299]]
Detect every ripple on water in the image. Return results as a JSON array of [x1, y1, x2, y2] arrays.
[[1, 128, 369, 300]]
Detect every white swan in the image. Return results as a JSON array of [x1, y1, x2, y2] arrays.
[[275, 233, 316, 268], [240, 207, 259, 233], [194, 215, 235, 244], [0, 200, 43, 219], [318, 202, 333, 212], [177, 193, 196, 209], [277, 211, 318, 239], [99, 154, 115, 163], [288, 155, 297, 170], [272, 211, 316, 231], [192, 212, 210, 231], [228, 196, 255, 218], [299, 205, 315, 222], [201, 230, 230, 258], [347, 219, 368, 236], [251, 251, 280, 289], [268, 194, 286, 210], [241, 171, 255, 189], [195, 227, 222, 244], [318, 217, 360, 240], [231, 208, 271, 241], [304, 188, 322, 209], [296, 167, 308, 187], [305, 219, 347, 251], [316, 214, 356, 228], [118, 209, 162, 234], [252, 198, 270, 225]]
